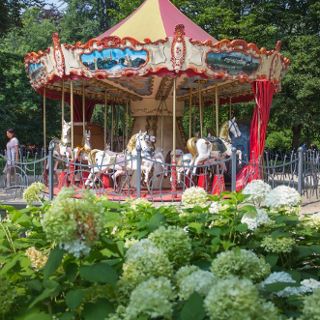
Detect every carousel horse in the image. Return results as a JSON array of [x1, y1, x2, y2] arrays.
[[49, 120, 73, 171], [85, 131, 164, 190], [74, 129, 92, 162], [186, 117, 242, 175]]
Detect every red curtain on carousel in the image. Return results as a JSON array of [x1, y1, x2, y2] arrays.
[[236, 80, 275, 191]]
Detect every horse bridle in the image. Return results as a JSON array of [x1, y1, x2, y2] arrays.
[[229, 119, 239, 137]]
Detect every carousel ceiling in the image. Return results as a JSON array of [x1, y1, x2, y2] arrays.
[[24, 0, 290, 106]]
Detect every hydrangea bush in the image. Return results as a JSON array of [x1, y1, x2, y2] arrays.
[[148, 226, 192, 268], [204, 276, 279, 320], [181, 186, 208, 207], [1, 185, 320, 319], [265, 185, 301, 211], [41, 188, 104, 257], [211, 249, 271, 282], [243, 179, 271, 206], [22, 182, 45, 206]]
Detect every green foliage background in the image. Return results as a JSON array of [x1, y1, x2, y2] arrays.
[[0, 0, 319, 149]]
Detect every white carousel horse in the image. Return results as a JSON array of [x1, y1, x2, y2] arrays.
[[85, 131, 164, 190], [186, 117, 242, 175], [50, 120, 73, 171]]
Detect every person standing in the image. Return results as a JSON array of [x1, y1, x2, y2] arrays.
[[5, 128, 19, 187]]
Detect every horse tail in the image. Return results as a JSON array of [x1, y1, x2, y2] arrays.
[[187, 137, 198, 158]]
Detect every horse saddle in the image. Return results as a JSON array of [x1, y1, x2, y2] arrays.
[[206, 137, 227, 153]]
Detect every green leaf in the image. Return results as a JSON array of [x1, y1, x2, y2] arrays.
[[66, 289, 84, 310], [206, 227, 221, 236], [221, 240, 234, 250], [235, 223, 248, 232], [180, 292, 205, 320], [240, 205, 257, 215], [265, 254, 279, 267], [16, 310, 52, 320], [80, 262, 118, 284], [43, 246, 64, 279], [148, 212, 165, 231], [188, 222, 202, 234], [64, 262, 78, 282], [263, 282, 298, 293], [29, 282, 60, 309], [0, 255, 20, 275], [60, 313, 76, 320], [83, 298, 114, 320]]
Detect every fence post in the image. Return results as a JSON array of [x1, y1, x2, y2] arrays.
[[298, 147, 303, 195], [48, 142, 54, 201], [136, 146, 142, 198], [231, 147, 237, 192]]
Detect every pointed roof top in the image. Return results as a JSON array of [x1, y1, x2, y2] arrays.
[[96, 0, 217, 42]]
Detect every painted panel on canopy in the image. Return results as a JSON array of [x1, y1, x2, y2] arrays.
[[28, 62, 46, 81], [177, 77, 221, 96], [207, 51, 260, 76], [110, 77, 153, 96], [80, 48, 148, 73]]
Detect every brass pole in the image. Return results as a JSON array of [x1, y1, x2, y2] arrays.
[[111, 104, 114, 150], [43, 87, 47, 151], [125, 100, 129, 146], [104, 92, 107, 148], [199, 83, 203, 137], [61, 81, 65, 131], [70, 81, 74, 151], [172, 78, 177, 162], [82, 82, 86, 137], [160, 101, 164, 149], [189, 89, 192, 138], [215, 86, 219, 136]]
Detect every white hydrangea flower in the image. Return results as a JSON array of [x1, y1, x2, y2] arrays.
[[125, 277, 175, 320], [265, 185, 301, 210], [124, 238, 139, 249], [243, 180, 271, 206], [260, 272, 313, 297], [125, 239, 160, 261], [276, 286, 311, 297], [60, 239, 91, 258], [305, 212, 320, 229], [301, 279, 320, 290], [260, 272, 295, 288], [175, 265, 200, 288], [181, 187, 208, 208], [128, 198, 153, 211], [209, 201, 221, 214], [241, 208, 271, 231], [178, 270, 216, 300]]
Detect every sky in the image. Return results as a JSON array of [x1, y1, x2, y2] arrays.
[[44, 0, 66, 9]]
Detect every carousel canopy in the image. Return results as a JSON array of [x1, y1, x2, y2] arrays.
[[96, 0, 217, 43], [24, 0, 290, 107]]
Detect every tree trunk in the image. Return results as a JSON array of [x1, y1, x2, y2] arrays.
[[292, 124, 302, 149]]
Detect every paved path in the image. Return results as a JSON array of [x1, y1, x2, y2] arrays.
[[301, 195, 320, 214]]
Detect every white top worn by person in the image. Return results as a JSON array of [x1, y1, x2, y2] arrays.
[[6, 129, 19, 166]]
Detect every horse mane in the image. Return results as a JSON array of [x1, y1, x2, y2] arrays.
[[186, 137, 198, 158], [219, 121, 229, 141], [126, 134, 137, 152]]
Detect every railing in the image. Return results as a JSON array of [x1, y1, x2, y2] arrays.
[[0, 146, 319, 202]]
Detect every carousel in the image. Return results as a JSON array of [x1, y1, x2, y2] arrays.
[[24, 0, 289, 198]]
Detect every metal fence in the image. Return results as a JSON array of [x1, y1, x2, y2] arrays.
[[0, 146, 319, 202]]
